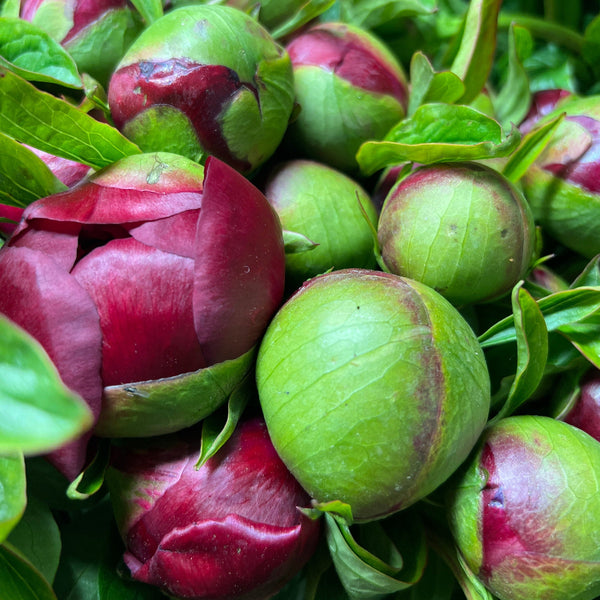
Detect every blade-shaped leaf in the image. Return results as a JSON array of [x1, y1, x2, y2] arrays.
[[0, 453, 25, 544], [408, 51, 465, 116], [0, 67, 140, 168], [0, 132, 67, 208], [0, 18, 82, 89], [488, 283, 548, 424], [558, 312, 600, 369], [494, 23, 533, 129], [129, 0, 163, 26], [501, 111, 564, 183], [0, 314, 93, 454], [571, 255, 600, 288], [356, 103, 520, 175], [270, 0, 336, 39], [340, 0, 433, 30], [0, 543, 58, 600], [6, 495, 61, 585], [479, 287, 600, 348], [450, 0, 502, 104]]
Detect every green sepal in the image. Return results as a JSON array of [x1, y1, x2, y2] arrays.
[[0, 315, 93, 455], [283, 229, 319, 255], [311, 500, 354, 525], [129, 0, 163, 25], [0, 453, 26, 544], [66, 438, 111, 501], [324, 512, 425, 600], [0, 67, 141, 168], [501, 111, 564, 183], [195, 373, 252, 468], [0, 17, 82, 89], [357, 103, 520, 175], [0, 131, 69, 209], [95, 346, 257, 438], [123, 105, 205, 163]]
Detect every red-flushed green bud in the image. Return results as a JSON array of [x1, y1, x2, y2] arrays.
[[521, 95, 600, 258], [284, 22, 408, 173], [107, 5, 294, 173], [0, 153, 285, 477], [446, 415, 600, 600], [519, 89, 573, 134], [106, 418, 321, 600], [378, 162, 536, 306], [256, 268, 490, 522], [562, 369, 600, 442], [264, 159, 378, 292], [20, 0, 143, 85]]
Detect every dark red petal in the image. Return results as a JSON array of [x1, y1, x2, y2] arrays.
[[108, 61, 251, 172], [10, 220, 81, 272], [0, 246, 103, 479], [0, 204, 24, 238], [72, 237, 206, 386], [193, 157, 285, 365], [130, 516, 308, 600], [25, 146, 91, 187], [128, 209, 200, 258]]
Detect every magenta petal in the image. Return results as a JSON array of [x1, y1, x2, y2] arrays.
[[72, 237, 206, 386], [193, 157, 285, 365], [133, 516, 307, 600], [24, 145, 91, 187], [0, 246, 103, 479]]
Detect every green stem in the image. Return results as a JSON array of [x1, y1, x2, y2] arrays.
[[498, 13, 585, 53]]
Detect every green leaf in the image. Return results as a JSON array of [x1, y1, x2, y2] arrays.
[[0, 453, 26, 543], [407, 51, 465, 116], [0, 0, 19, 18], [270, 0, 336, 39], [324, 514, 421, 600], [339, 0, 433, 30], [479, 286, 600, 348], [582, 14, 600, 80], [53, 497, 164, 600], [95, 346, 256, 438], [0, 315, 93, 455], [0, 18, 82, 89], [488, 283, 548, 423], [494, 23, 533, 129], [6, 495, 61, 585], [0, 132, 68, 208], [558, 312, 600, 369], [450, 0, 502, 104], [571, 255, 600, 288], [501, 111, 564, 183], [66, 439, 111, 501], [0, 67, 141, 168], [195, 373, 251, 468], [0, 543, 58, 600], [128, 0, 163, 26], [356, 103, 520, 175]]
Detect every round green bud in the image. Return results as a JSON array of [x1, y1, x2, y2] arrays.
[[378, 162, 536, 306], [256, 268, 491, 522]]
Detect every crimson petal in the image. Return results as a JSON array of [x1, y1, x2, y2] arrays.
[[72, 237, 206, 386], [193, 157, 285, 365], [0, 246, 103, 479]]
